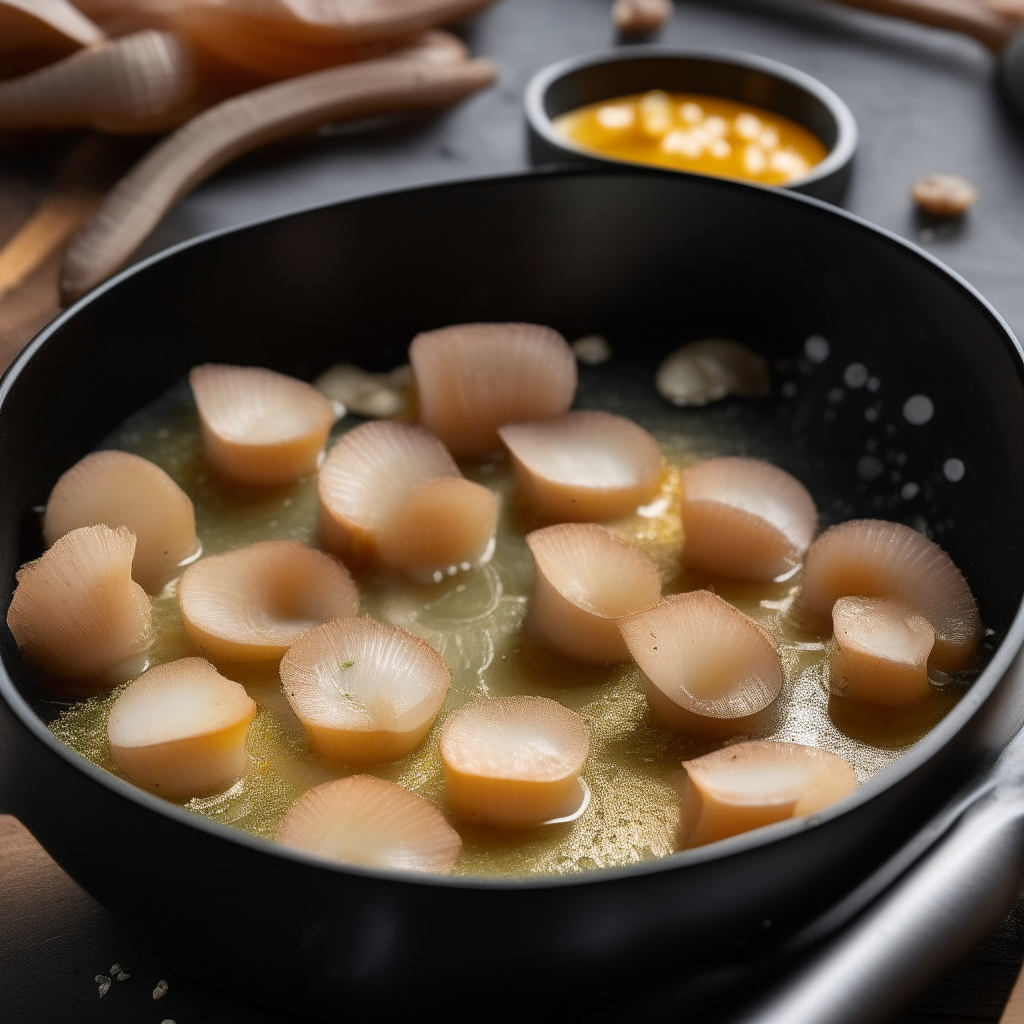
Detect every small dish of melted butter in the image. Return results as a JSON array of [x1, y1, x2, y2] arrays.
[[554, 90, 828, 186]]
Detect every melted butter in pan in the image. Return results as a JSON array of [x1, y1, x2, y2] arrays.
[[47, 377, 965, 878]]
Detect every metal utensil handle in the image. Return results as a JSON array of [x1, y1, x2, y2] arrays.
[[741, 792, 1024, 1024]]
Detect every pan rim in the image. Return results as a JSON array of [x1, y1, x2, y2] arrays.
[[1, 164, 1021, 892]]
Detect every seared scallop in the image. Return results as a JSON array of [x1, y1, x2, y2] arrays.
[[314, 362, 413, 418], [277, 775, 461, 874], [499, 411, 663, 521], [440, 695, 589, 828], [656, 338, 770, 407], [829, 597, 935, 706], [410, 322, 577, 458], [681, 457, 817, 581], [281, 617, 451, 763], [7, 525, 151, 690], [42, 449, 199, 594], [619, 591, 783, 735], [525, 523, 661, 663], [678, 740, 857, 847], [178, 541, 359, 662], [107, 657, 256, 799], [318, 420, 498, 578], [800, 519, 981, 671], [189, 364, 338, 486]]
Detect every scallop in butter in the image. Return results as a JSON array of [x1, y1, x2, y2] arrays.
[[554, 91, 827, 185]]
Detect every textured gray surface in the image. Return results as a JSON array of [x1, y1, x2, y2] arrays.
[[3, 0, 1024, 1021], [137, 0, 1024, 342]]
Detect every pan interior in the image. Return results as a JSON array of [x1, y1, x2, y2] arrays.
[[1, 170, 1022, 883], [34, 341, 992, 878]]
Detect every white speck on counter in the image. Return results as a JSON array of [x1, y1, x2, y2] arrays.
[[95, 975, 111, 997], [943, 457, 965, 482], [903, 394, 934, 425], [843, 363, 868, 388], [116, 971, 129, 981], [110, 964, 120, 975], [901, 482, 920, 500], [153, 979, 169, 999]]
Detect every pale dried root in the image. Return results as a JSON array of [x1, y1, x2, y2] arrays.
[[164, 0, 498, 47], [108, 657, 256, 799], [0, 30, 200, 134], [6, 524, 152, 691], [0, 1, 104, 66], [281, 616, 451, 763], [678, 740, 857, 847], [61, 42, 495, 302], [277, 775, 462, 874]]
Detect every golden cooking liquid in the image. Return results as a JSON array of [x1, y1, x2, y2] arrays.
[[47, 377, 964, 878], [554, 91, 828, 186]]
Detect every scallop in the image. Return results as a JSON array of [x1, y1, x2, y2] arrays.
[[829, 596, 934, 706], [679, 741, 858, 847], [6, 524, 152, 690], [280, 617, 451, 763], [178, 541, 359, 663], [189, 363, 338, 486], [107, 657, 256, 800], [0, 30, 199, 134], [42, 449, 199, 594], [525, 523, 661, 664], [318, 420, 498, 578], [619, 591, 783, 735], [409, 322, 577, 459], [374, 475, 499, 581], [499, 411, 663, 522], [313, 362, 413, 419], [800, 519, 982, 672], [277, 775, 461, 873], [440, 695, 589, 828], [656, 338, 770, 407], [681, 457, 817, 581]]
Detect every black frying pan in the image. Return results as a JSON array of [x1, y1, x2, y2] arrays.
[[1, 169, 1022, 1016]]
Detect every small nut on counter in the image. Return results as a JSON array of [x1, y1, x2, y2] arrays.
[[911, 173, 977, 218], [612, 0, 674, 33]]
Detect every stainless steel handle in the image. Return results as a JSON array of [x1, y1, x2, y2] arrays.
[[740, 777, 1024, 1023]]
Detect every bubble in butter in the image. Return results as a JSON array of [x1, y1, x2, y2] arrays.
[[554, 91, 828, 186]]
